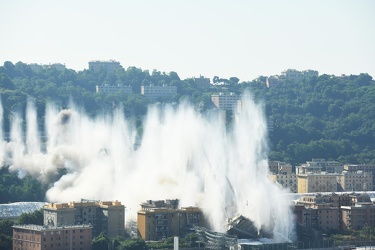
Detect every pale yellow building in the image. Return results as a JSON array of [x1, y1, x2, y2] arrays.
[[297, 173, 338, 193], [269, 173, 297, 193]]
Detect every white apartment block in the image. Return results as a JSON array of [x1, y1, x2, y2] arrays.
[[211, 92, 241, 110], [141, 85, 177, 100], [96, 84, 133, 94], [279, 69, 319, 83]]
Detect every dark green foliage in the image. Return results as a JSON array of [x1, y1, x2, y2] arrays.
[[16, 209, 43, 225], [0, 168, 47, 203], [0, 61, 374, 167], [118, 238, 147, 250], [92, 232, 110, 250]]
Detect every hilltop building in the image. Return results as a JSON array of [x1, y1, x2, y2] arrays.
[[137, 199, 204, 241], [192, 75, 211, 89], [13, 224, 92, 250], [95, 84, 133, 94], [28, 63, 66, 72], [141, 85, 177, 100], [43, 200, 125, 237], [266, 69, 319, 86], [88, 60, 121, 73], [211, 92, 241, 110]]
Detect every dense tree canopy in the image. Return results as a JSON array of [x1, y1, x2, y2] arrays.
[[0, 61, 374, 183]]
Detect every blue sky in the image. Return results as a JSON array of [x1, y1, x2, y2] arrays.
[[1, 0, 374, 81]]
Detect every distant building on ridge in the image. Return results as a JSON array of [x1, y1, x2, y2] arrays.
[[89, 60, 121, 73]]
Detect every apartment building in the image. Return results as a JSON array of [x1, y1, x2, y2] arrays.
[[341, 204, 375, 230], [337, 170, 372, 192], [43, 200, 125, 237], [88, 60, 121, 73], [344, 164, 375, 191], [95, 84, 133, 94], [296, 159, 343, 175], [211, 92, 241, 110], [12, 224, 92, 250], [268, 161, 293, 174], [296, 193, 374, 232], [297, 173, 339, 193], [137, 199, 203, 241], [302, 204, 339, 231], [269, 173, 297, 193], [141, 85, 177, 100], [281, 69, 319, 82]]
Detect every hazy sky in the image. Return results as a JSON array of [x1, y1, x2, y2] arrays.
[[1, 0, 374, 81]]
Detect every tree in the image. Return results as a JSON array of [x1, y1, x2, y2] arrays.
[[118, 238, 147, 250], [92, 233, 109, 250], [16, 209, 43, 225], [229, 77, 240, 84]]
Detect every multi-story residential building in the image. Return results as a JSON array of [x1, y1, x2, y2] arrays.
[[267, 69, 319, 86], [43, 200, 125, 237], [344, 164, 375, 191], [302, 204, 339, 231], [281, 69, 303, 82], [95, 84, 133, 94], [12, 224, 92, 250], [296, 159, 343, 175], [137, 199, 203, 241], [88, 60, 121, 73], [337, 170, 372, 192], [341, 204, 375, 230], [296, 193, 374, 232], [211, 92, 241, 110], [141, 85, 177, 100], [268, 161, 293, 174], [297, 173, 339, 193], [269, 173, 297, 193]]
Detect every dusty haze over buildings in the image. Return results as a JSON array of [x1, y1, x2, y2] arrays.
[[0, 93, 294, 242]]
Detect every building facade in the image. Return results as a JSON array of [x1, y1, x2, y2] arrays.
[[88, 60, 121, 73], [95, 84, 133, 94], [211, 92, 241, 110], [344, 164, 375, 191], [337, 170, 372, 192], [137, 200, 203, 241], [302, 204, 339, 231], [297, 173, 339, 193], [43, 200, 125, 237], [141, 85, 177, 100], [12, 224, 92, 250], [341, 204, 375, 230], [269, 173, 297, 193]]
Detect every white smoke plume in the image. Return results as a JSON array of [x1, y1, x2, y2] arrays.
[[0, 93, 295, 242]]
